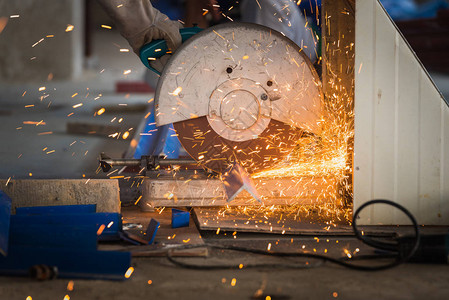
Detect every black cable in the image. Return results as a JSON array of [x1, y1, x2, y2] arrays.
[[166, 199, 421, 271], [167, 243, 327, 270], [167, 245, 324, 270], [352, 199, 421, 268], [167, 243, 399, 271]]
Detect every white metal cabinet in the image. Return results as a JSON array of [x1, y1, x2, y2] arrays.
[[354, 0, 449, 225]]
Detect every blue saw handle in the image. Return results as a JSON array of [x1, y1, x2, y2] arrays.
[[139, 26, 203, 75]]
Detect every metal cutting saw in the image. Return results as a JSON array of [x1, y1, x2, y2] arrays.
[[101, 22, 323, 175]]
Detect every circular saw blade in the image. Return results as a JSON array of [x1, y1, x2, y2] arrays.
[[156, 22, 322, 174], [174, 117, 304, 174]]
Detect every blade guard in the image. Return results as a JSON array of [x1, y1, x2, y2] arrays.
[[153, 23, 323, 135]]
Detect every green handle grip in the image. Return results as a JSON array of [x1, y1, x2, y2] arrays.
[[139, 26, 203, 75]]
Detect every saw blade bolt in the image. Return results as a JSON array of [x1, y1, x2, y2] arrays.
[[260, 93, 268, 101]]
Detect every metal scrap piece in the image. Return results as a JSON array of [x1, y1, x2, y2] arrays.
[[221, 163, 261, 203]]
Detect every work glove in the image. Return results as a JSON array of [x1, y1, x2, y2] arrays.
[[97, 0, 183, 55]]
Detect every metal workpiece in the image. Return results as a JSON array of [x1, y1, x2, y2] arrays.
[[99, 153, 197, 173], [221, 162, 261, 203]]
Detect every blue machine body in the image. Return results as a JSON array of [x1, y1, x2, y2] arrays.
[[171, 208, 190, 228], [0, 191, 12, 256], [15, 204, 96, 215], [146, 218, 160, 245], [0, 203, 131, 280]]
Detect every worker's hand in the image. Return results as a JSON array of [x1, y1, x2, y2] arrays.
[[127, 9, 183, 55], [148, 54, 172, 74], [97, 0, 183, 54]]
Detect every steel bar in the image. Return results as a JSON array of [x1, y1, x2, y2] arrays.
[[99, 154, 197, 172], [158, 159, 197, 166]]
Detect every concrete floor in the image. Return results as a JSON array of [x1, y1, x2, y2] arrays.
[[1, 243, 449, 300], [1, 28, 449, 299]]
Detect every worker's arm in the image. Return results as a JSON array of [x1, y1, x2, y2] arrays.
[[97, 0, 182, 54]]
